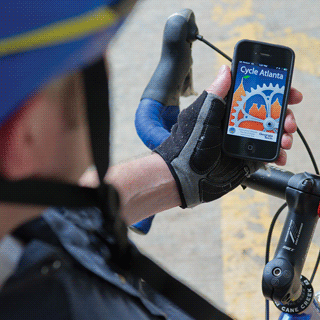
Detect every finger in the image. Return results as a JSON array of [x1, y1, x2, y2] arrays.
[[206, 65, 231, 99], [274, 148, 287, 166], [283, 108, 297, 133], [288, 87, 303, 105], [280, 132, 293, 150]]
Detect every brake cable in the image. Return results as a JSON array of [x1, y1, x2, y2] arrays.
[[197, 35, 320, 319]]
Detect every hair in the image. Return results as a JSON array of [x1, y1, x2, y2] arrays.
[[46, 71, 86, 130]]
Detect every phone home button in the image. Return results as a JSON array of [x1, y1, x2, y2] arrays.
[[246, 143, 255, 153]]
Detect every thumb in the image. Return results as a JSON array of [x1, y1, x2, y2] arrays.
[[206, 65, 231, 99]]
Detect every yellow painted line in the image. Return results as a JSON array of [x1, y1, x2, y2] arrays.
[[211, 1, 320, 77], [221, 187, 280, 319], [221, 187, 320, 319], [212, 0, 255, 26], [213, 21, 320, 78]]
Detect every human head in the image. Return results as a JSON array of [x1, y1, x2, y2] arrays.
[[0, 0, 138, 205]]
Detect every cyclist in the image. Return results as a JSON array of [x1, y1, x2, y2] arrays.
[[0, 0, 302, 319]]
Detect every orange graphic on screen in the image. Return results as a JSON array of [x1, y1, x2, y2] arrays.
[[229, 79, 284, 133]]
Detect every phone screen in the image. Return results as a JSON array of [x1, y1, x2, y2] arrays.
[[226, 61, 287, 143]]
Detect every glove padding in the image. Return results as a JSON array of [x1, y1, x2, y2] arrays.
[[155, 91, 261, 208]]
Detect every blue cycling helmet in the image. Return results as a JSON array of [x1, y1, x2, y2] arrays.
[[0, 0, 137, 127]]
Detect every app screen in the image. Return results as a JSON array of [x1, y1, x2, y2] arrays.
[[227, 61, 287, 142]]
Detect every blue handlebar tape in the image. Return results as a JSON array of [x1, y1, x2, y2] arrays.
[[135, 98, 179, 150], [131, 98, 179, 234]]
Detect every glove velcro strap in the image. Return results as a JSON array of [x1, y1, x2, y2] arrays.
[[155, 91, 209, 208], [160, 158, 188, 208]]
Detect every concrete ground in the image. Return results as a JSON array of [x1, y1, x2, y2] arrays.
[[109, 1, 320, 318]]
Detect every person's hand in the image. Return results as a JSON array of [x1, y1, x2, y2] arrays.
[[276, 87, 301, 165], [207, 65, 301, 166], [155, 65, 302, 208]]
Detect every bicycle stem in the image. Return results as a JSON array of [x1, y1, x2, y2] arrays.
[[244, 168, 320, 314]]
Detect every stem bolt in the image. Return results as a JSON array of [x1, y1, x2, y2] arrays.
[[272, 267, 282, 277]]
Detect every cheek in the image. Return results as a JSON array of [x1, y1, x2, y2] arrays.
[[33, 106, 67, 165]]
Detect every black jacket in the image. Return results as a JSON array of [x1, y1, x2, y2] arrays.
[[0, 208, 192, 319]]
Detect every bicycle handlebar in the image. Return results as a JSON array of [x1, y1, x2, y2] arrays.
[[133, 9, 320, 316], [242, 166, 293, 199]]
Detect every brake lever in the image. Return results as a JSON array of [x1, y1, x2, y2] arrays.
[[141, 9, 198, 106]]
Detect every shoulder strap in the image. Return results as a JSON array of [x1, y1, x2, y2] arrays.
[[131, 250, 234, 320]]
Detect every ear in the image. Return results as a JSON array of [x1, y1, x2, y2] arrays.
[[1, 121, 37, 179], [0, 98, 40, 180]]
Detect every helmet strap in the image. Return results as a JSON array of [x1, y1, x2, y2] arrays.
[[83, 58, 130, 264]]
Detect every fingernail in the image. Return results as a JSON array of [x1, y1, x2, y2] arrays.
[[291, 114, 297, 129], [218, 65, 227, 76]]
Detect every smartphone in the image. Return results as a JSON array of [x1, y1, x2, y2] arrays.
[[222, 40, 295, 162]]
